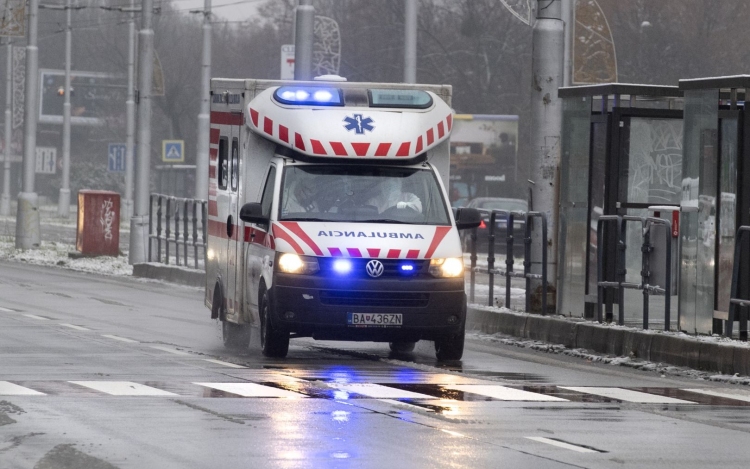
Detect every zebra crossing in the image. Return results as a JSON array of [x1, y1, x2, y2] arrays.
[[2, 378, 750, 406]]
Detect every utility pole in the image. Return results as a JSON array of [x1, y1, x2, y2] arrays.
[[529, 0, 564, 313], [59, 0, 72, 217], [129, 0, 154, 264], [124, 0, 136, 219], [404, 0, 417, 84], [561, 0, 573, 86], [16, 0, 40, 249], [293, 0, 313, 81], [193, 0, 211, 201], [1, 41, 11, 217]]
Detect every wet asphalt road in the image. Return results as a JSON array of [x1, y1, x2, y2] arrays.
[[3, 263, 750, 468]]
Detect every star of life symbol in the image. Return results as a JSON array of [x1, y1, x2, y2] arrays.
[[343, 114, 374, 135]]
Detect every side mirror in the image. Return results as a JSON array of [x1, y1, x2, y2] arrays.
[[239, 202, 269, 225], [454, 207, 481, 230]]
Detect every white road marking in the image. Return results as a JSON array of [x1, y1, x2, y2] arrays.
[[378, 399, 435, 412], [559, 387, 696, 404], [101, 334, 139, 343], [329, 383, 436, 399], [441, 429, 465, 438], [683, 388, 750, 403], [22, 314, 49, 321], [443, 385, 568, 402], [0, 306, 15, 312], [203, 359, 246, 369], [0, 381, 45, 395], [526, 436, 599, 453], [69, 381, 177, 396], [149, 345, 191, 356], [195, 382, 307, 398], [60, 323, 91, 331]]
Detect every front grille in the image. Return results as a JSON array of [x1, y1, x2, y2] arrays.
[[319, 290, 429, 308], [317, 258, 429, 278]]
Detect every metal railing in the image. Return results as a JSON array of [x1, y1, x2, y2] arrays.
[[727, 226, 750, 341], [467, 210, 549, 314], [596, 215, 672, 330], [148, 194, 207, 269]]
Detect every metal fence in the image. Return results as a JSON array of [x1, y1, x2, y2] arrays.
[[148, 194, 207, 269], [728, 226, 750, 340], [467, 210, 549, 314], [595, 215, 673, 330]]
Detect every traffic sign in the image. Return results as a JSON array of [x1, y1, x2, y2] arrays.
[[162, 140, 184, 163], [108, 143, 126, 172], [281, 44, 295, 80], [35, 147, 57, 174]]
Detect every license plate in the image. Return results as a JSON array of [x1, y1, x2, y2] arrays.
[[347, 313, 403, 327]]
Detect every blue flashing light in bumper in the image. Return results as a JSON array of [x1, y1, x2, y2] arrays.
[[332, 259, 353, 274], [273, 86, 343, 106], [400, 264, 415, 272]]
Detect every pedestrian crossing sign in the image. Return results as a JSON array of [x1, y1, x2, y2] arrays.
[[162, 140, 184, 163]]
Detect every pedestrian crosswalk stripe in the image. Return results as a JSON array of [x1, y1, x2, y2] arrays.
[[329, 383, 436, 399], [682, 388, 750, 403], [69, 381, 178, 396], [195, 382, 307, 398], [559, 387, 696, 404], [0, 381, 45, 395], [444, 385, 568, 402], [526, 437, 600, 453], [203, 359, 246, 369], [150, 345, 191, 356]]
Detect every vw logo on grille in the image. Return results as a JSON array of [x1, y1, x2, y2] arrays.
[[365, 260, 384, 278]]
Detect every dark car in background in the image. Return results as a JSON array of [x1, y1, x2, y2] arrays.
[[460, 197, 528, 255]]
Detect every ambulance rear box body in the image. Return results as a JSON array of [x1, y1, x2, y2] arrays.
[[205, 78, 480, 361]]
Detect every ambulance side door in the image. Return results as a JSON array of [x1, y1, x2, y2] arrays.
[[226, 130, 242, 321], [246, 164, 277, 313]]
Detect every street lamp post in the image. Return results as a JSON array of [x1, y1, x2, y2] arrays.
[[16, 0, 41, 249], [404, 0, 417, 83], [193, 0, 211, 202], [294, 0, 313, 81], [59, 0, 72, 217], [1, 41, 12, 217]]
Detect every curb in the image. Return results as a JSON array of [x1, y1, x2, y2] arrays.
[[132, 263, 205, 288], [467, 305, 749, 376]]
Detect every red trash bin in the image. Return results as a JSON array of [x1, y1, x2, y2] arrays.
[[76, 190, 121, 256]]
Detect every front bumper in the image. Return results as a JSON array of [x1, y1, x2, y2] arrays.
[[270, 273, 466, 342]]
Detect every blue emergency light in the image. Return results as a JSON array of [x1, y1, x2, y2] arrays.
[[274, 86, 343, 106], [332, 259, 352, 274], [400, 264, 415, 272]]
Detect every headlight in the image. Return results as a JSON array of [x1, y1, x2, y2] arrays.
[[277, 253, 319, 274], [429, 258, 464, 278]]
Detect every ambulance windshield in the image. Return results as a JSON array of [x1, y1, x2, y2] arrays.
[[280, 165, 451, 225]]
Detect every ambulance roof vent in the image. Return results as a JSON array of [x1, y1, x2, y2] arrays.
[[313, 74, 347, 82]]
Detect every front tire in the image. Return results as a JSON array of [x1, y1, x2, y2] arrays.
[[260, 290, 289, 358], [434, 326, 465, 361]]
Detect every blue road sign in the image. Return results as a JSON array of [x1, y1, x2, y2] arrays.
[[108, 143, 126, 172], [162, 140, 184, 163]]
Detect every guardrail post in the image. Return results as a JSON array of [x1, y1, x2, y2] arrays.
[[174, 198, 181, 266], [165, 197, 172, 265], [524, 212, 533, 313], [192, 200, 199, 269], [148, 194, 154, 262], [505, 211, 514, 309], [156, 195, 163, 263], [540, 212, 548, 316], [469, 226, 477, 304]]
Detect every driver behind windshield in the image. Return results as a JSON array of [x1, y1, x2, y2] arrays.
[[366, 178, 422, 214]]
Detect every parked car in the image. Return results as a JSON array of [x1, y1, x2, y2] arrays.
[[460, 197, 528, 255]]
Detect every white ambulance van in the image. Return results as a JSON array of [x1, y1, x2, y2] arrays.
[[205, 77, 481, 361]]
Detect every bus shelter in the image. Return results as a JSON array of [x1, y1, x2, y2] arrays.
[[557, 84, 683, 329], [677, 76, 750, 336]]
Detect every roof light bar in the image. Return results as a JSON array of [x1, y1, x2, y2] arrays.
[[274, 86, 344, 106]]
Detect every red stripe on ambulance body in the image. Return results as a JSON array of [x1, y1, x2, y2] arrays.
[[367, 248, 381, 258], [387, 249, 400, 259], [210, 128, 220, 145], [295, 133, 306, 151], [209, 147, 218, 162], [375, 143, 392, 157], [280, 222, 323, 256], [426, 128, 435, 146], [328, 247, 343, 256], [406, 250, 420, 259], [330, 142, 348, 156], [279, 125, 289, 143], [396, 142, 410, 157], [311, 140, 327, 155], [351, 143, 370, 157], [347, 248, 362, 257], [415, 136, 423, 154], [424, 226, 452, 258], [208, 200, 218, 216], [446, 114, 453, 131], [272, 224, 304, 254], [211, 111, 243, 126], [263, 117, 274, 136], [208, 166, 216, 179], [437, 121, 445, 139], [249, 108, 259, 127]]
